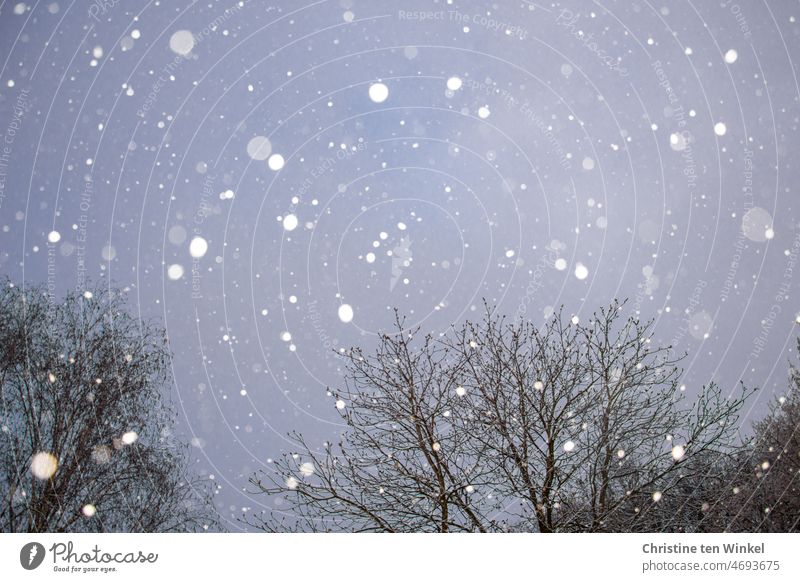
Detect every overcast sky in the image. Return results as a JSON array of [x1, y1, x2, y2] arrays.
[[1, 0, 798, 530]]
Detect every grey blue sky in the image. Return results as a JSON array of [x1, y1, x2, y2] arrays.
[[1, 0, 798, 530]]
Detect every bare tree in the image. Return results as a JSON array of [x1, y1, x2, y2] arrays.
[[445, 302, 751, 532], [706, 340, 800, 532], [0, 280, 216, 532], [250, 318, 501, 532], [252, 302, 752, 532]]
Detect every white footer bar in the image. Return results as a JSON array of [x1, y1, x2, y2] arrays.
[[1, 533, 796, 581]]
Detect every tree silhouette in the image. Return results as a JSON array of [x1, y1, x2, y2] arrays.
[[0, 280, 216, 532], [703, 340, 800, 532], [445, 303, 752, 532], [251, 302, 753, 532], [251, 323, 500, 532]]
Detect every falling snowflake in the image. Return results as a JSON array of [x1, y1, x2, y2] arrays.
[[671, 445, 685, 462], [30, 452, 58, 480]]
